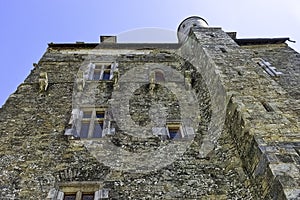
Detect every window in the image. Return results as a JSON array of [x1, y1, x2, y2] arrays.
[[82, 111, 92, 118], [252, 58, 283, 77], [79, 121, 90, 138], [79, 108, 105, 139], [65, 107, 115, 139], [64, 192, 95, 200], [92, 63, 114, 81], [96, 111, 105, 118], [168, 127, 181, 139], [93, 120, 104, 138], [102, 64, 111, 80], [154, 70, 165, 82], [82, 193, 95, 200], [47, 183, 109, 200], [64, 194, 76, 200], [167, 123, 182, 139], [61, 192, 103, 200], [152, 125, 195, 140], [93, 66, 101, 80]]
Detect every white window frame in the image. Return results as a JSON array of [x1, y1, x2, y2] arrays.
[[90, 62, 118, 81], [79, 107, 106, 139]]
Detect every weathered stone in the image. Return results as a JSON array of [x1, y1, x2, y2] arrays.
[[0, 16, 299, 200]]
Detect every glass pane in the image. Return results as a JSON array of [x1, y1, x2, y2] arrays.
[[95, 65, 102, 70], [64, 194, 76, 200], [82, 194, 94, 200], [82, 111, 92, 118], [169, 128, 181, 139], [102, 71, 110, 80], [96, 111, 105, 119], [155, 71, 165, 82], [93, 70, 101, 80], [80, 122, 90, 138], [93, 121, 103, 138], [105, 64, 111, 69]]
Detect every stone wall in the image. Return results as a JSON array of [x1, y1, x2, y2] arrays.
[[0, 44, 260, 199], [180, 27, 300, 199], [1, 26, 300, 199]]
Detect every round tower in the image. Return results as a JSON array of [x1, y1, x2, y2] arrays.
[[177, 16, 209, 43]]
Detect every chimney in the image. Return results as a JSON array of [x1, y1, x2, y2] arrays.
[[100, 36, 117, 43]]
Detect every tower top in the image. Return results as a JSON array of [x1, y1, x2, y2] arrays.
[[177, 16, 209, 43]]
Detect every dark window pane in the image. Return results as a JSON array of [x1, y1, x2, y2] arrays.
[[64, 194, 76, 200], [93, 121, 103, 138], [80, 122, 90, 138], [169, 128, 181, 139], [102, 71, 110, 80], [105, 64, 111, 69], [96, 111, 105, 119], [82, 194, 94, 200]]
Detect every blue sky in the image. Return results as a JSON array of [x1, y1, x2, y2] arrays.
[[1, 0, 300, 107]]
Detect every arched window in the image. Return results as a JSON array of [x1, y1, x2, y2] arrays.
[[154, 70, 165, 82]]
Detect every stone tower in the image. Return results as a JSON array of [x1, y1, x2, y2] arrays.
[[0, 16, 299, 199]]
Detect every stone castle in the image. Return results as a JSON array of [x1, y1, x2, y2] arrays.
[[0, 16, 299, 199]]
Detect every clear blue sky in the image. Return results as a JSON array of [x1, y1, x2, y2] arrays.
[[1, 0, 300, 107]]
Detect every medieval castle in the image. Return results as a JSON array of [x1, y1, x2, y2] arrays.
[[0, 16, 299, 199]]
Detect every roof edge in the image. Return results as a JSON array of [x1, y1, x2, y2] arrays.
[[234, 37, 289, 46]]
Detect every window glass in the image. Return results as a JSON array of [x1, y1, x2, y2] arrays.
[[155, 70, 165, 82], [82, 194, 94, 200], [80, 122, 90, 138], [96, 111, 105, 119], [83, 111, 92, 118], [168, 127, 181, 139], [76, 108, 108, 139], [93, 70, 101, 80], [64, 194, 76, 200], [93, 121, 103, 138], [102, 71, 110, 80]]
